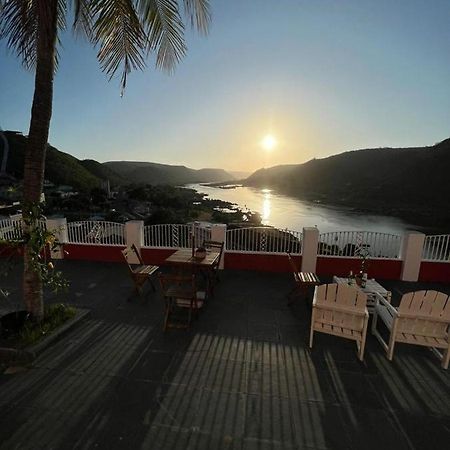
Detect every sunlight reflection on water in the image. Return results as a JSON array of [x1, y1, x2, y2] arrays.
[[262, 190, 271, 224], [186, 184, 414, 234]]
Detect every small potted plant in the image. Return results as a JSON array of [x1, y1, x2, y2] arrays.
[[194, 246, 207, 260], [355, 239, 370, 287]]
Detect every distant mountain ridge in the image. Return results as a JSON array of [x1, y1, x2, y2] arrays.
[[104, 161, 233, 185], [245, 138, 450, 228], [2, 131, 233, 190]]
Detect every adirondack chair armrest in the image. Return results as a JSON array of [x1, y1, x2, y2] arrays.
[[374, 292, 397, 316], [312, 303, 368, 317]]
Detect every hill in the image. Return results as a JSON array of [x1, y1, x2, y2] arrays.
[[4, 131, 101, 191], [245, 138, 450, 228], [2, 132, 233, 191], [103, 161, 233, 185], [79, 159, 126, 186]]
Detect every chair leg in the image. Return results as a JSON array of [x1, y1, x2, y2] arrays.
[[442, 345, 450, 370], [358, 316, 369, 361], [371, 309, 378, 334], [387, 319, 398, 361], [309, 308, 315, 348], [309, 328, 314, 348], [163, 300, 171, 331], [387, 336, 396, 361]]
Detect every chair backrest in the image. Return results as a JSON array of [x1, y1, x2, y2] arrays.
[[158, 273, 196, 297], [397, 290, 450, 337], [203, 240, 224, 265], [315, 283, 367, 313], [121, 244, 144, 268]]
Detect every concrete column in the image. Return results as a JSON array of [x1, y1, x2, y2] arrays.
[[301, 227, 319, 273], [46, 218, 68, 259], [210, 223, 227, 269], [125, 220, 144, 264], [400, 231, 425, 282]]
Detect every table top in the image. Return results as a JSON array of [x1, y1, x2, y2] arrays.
[[164, 248, 220, 267], [333, 276, 391, 298]]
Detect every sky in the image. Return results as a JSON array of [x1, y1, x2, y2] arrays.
[[1, 0, 450, 173]]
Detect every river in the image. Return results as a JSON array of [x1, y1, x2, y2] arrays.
[[186, 184, 416, 235]]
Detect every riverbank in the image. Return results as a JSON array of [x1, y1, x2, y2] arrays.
[[186, 183, 429, 235]]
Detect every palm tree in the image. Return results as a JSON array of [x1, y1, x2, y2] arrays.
[[0, 0, 210, 321]]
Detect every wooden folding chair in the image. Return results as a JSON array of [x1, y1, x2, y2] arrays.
[[121, 244, 159, 297], [202, 240, 224, 294], [310, 283, 369, 361], [372, 290, 450, 369], [158, 273, 206, 330], [287, 252, 320, 305]]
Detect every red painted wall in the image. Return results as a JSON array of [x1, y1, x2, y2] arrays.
[[224, 252, 300, 272], [19, 244, 450, 283], [63, 244, 125, 263], [140, 248, 177, 265], [62, 245, 178, 266], [316, 257, 402, 280], [419, 261, 450, 283]]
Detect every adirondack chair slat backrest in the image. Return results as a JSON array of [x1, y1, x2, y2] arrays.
[[315, 283, 367, 330], [397, 290, 450, 337]]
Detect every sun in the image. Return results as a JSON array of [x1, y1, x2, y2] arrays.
[[261, 134, 277, 151]]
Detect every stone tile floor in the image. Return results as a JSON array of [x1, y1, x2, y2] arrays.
[[0, 261, 449, 449]]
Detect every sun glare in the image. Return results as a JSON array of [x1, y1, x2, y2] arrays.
[[261, 134, 277, 151]]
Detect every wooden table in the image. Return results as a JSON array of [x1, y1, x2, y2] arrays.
[[333, 276, 391, 313], [164, 249, 221, 298], [164, 248, 220, 268]]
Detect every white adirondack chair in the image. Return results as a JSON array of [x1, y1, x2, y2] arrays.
[[309, 283, 369, 361], [372, 290, 450, 369]]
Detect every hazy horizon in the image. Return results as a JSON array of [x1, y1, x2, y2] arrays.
[[1, 0, 450, 172]]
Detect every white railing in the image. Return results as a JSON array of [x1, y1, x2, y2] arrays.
[[318, 231, 402, 259], [0, 218, 47, 241], [67, 221, 125, 246], [143, 224, 211, 248], [0, 218, 23, 241], [226, 227, 302, 254], [422, 234, 450, 262]]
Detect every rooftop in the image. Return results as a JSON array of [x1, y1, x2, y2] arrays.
[[1, 261, 449, 449]]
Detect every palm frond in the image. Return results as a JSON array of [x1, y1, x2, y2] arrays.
[[0, 0, 66, 71], [183, 0, 210, 34], [0, 0, 38, 70], [55, 0, 68, 71], [137, 0, 187, 72], [91, 0, 147, 93], [72, 0, 94, 41]]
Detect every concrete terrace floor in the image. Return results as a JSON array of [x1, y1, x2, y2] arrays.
[[0, 260, 449, 450]]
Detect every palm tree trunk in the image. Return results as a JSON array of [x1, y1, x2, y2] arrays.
[[23, 0, 58, 321]]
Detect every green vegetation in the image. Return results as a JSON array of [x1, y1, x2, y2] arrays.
[[5, 131, 100, 192], [4, 131, 233, 193], [18, 303, 76, 347], [104, 161, 233, 185]]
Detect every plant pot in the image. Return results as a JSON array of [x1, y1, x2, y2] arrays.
[[194, 249, 206, 260]]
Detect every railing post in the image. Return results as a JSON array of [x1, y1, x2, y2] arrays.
[[400, 231, 425, 281], [301, 227, 319, 273], [46, 218, 68, 259], [125, 220, 144, 264], [211, 223, 227, 269]]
